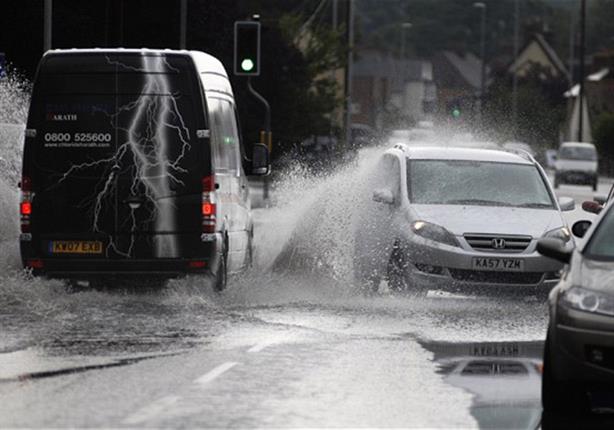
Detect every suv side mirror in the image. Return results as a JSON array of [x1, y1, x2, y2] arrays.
[[250, 143, 270, 176], [536, 238, 572, 264], [558, 196, 575, 212], [572, 220, 592, 238], [373, 189, 395, 205]]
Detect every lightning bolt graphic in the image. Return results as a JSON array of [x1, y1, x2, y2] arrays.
[[55, 53, 192, 258]]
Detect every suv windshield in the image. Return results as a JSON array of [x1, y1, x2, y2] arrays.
[[408, 160, 554, 208], [559, 146, 597, 161], [585, 207, 614, 260]]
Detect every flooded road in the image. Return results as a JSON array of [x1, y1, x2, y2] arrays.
[[0, 147, 608, 428]]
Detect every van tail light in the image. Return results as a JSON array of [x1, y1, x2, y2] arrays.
[[26, 259, 44, 269], [20, 176, 32, 233], [188, 260, 207, 269], [202, 175, 217, 233]]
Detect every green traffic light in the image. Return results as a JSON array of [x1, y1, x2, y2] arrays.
[[452, 108, 461, 118], [241, 58, 255, 72]]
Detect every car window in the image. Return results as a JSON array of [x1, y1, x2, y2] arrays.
[[408, 160, 554, 208], [559, 146, 597, 161], [209, 97, 241, 174], [585, 206, 614, 260]]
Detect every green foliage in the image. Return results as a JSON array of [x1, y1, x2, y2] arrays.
[[358, 0, 560, 59], [484, 63, 567, 150]]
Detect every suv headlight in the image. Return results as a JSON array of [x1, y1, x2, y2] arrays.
[[560, 287, 614, 316], [411, 220, 459, 247], [544, 226, 571, 243]]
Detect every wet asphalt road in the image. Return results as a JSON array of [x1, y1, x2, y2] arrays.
[[0, 177, 611, 428]]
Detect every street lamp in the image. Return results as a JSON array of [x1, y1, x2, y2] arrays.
[[400, 22, 412, 60], [578, 0, 586, 141], [473, 2, 487, 119]]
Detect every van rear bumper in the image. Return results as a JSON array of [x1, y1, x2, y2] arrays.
[[22, 257, 217, 280]]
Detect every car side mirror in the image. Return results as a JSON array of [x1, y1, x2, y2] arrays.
[[536, 238, 572, 264], [594, 195, 607, 205], [572, 220, 592, 239], [582, 201, 602, 215], [558, 196, 575, 212], [372, 189, 395, 205], [250, 143, 270, 176]]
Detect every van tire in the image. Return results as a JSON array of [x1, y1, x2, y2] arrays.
[[213, 253, 227, 292]]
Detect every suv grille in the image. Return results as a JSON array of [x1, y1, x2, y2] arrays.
[[464, 234, 532, 253], [449, 269, 543, 285]]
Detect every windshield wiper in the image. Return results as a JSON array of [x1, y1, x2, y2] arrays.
[[517, 202, 553, 208], [444, 199, 511, 207]]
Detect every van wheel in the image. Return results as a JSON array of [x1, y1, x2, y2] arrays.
[[593, 180, 598, 191], [213, 253, 227, 292], [247, 229, 254, 268]]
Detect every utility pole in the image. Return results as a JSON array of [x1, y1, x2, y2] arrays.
[[180, 0, 187, 49], [109, 0, 125, 46], [400, 22, 412, 61], [473, 2, 487, 121], [44, 0, 52, 52], [512, 0, 519, 136], [568, 9, 575, 87], [578, 0, 586, 142], [332, 0, 338, 29], [344, 0, 354, 152]]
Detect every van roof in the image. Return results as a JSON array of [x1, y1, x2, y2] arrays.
[[44, 48, 228, 79], [560, 141, 596, 148]]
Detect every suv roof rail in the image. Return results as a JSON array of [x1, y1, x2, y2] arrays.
[[502, 147, 534, 162]]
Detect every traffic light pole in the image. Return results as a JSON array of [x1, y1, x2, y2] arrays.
[[247, 76, 271, 200], [44, 0, 52, 51]]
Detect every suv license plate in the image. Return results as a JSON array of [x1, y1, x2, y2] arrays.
[[472, 257, 524, 272], [50, 241, 103, 254]]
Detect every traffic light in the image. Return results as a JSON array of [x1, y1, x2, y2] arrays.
[[234, 21, 261, 76], [447, 99, 462, 119]]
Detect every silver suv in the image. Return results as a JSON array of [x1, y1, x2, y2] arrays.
[[354, 145, 576, 295]]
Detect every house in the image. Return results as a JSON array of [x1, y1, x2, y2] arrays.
[[389, 59, 437, 124], [432, 50, 488, 120], [351, 49, 396, 129], [508, 34, 569, 82], [351, 49, 436, 129]]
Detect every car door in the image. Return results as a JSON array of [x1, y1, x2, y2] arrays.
[[354, 153, 403, 283]]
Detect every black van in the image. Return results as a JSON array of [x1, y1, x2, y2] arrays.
[[20, 49, 269, 290]]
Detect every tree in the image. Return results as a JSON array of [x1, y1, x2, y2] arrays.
[[483, 63, 567, 150]]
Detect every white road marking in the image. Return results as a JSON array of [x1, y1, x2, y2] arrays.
[[194, 361, 239, 385], [247, 341, 274, 353], [122, 395, 181, 425], [122, 362, 240, 424]]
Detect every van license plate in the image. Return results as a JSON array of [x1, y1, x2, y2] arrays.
[[472, 257, 524, 272], [51, 241, 103, 254]]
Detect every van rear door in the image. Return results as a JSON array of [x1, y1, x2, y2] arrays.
[[26, 53, 208, 261]]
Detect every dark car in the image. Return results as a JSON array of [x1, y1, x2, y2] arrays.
[[538, 203, 614, 413], [20, 49, 269, 290]]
